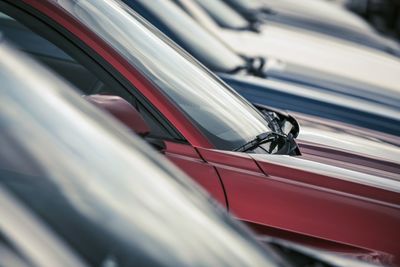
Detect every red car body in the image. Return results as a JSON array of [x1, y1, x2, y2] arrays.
[[7, 0, 400, 265]]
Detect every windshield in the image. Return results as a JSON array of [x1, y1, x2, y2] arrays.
[[54, 0, 272, 150], [125, 0, 244, 72], [192, 0, 251, 29], [0, 42, 277, 266]]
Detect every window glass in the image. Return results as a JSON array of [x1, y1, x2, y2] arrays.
[[0, 11, 173, 140], [55, 0, 272, 150]]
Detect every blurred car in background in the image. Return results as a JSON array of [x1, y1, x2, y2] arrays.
[[122, 0, 400, 136], [173, 0, 400, 104], [222, 0, 400, 55], [3, 1, 400, 265], [0, 38, 282, 267]]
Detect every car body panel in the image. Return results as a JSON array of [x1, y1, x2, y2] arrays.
[[195, 146, 400, 262], [224, 0, 400, 55], [164, 141, 228, 208], [221, 74, 400, 136], [219, 24, 400, 95], [251, 154, 400, 253], [259, 0, 373, 31]]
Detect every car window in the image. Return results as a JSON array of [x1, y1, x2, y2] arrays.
[[0, 11, 176, 140], [53, 0, 272, 150]]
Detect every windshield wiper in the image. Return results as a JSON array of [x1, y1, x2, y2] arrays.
[[235, 131, 298, 155], [234, 132, 281, 152], [263, 111, 284, 135], [234, 110, 300, 155], [230, 56, 267, 78]]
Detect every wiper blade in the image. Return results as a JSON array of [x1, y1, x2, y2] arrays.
[[234, 132, 280, 153], [235, 131, 298, 155], [259, 7, 277, 16], [235, 110, 300, 155], [230, 56, 267, 78], [263, 111, 284, 135]]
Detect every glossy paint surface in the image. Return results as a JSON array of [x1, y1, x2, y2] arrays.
[[195, 146, 400, 262], [221, 74, 400, 136], [164, 141, 228, 208], [228, 0, 373, 32], [16, 0, 400, 264]]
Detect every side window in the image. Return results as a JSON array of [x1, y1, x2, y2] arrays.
[[0, 12, 128, 98], [0, 11, 179, 140]]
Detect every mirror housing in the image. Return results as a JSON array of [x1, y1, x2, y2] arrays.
[[84, 94, 150, 137], [84, 95, 166, 152], [253, 103, 300, 139]]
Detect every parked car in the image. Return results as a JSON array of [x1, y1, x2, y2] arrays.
[[221, 0, 400, 55], [2, 0, 399, 265], [173, 0, 400, 109], [122, 0, 400, 136]]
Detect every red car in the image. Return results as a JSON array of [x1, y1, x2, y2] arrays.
[[2, 0, 399, 265]]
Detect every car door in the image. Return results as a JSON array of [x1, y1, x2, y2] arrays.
[[197, 146, 400, 263]]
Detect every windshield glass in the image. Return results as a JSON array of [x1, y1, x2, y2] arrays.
[[54, 0, 272, 150], [0, 42, 276, 266], [125, 0, 244, 72], [192, 0, 250, 29]]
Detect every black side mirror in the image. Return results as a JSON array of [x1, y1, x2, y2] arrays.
[[253, 103, 300, 139]]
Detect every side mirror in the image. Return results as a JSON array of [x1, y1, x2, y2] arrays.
[[84, 95, 166, 152], [253, 103, 300, 139], [84, 94, 150, 136]]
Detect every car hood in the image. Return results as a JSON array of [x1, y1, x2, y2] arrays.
[[261, 0, 373, 33], [251, 151, 400, 204], [249, 110, 400, 192], [219, 73, 400, 124], [219, 26, 400, 96], [292, 112, 400, 182], [264, 57, 400, 109]]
